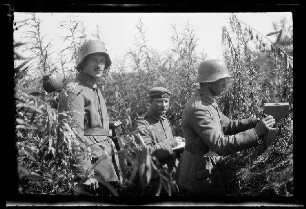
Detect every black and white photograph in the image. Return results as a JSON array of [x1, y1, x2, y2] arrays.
[[5, 3, 302, 207]]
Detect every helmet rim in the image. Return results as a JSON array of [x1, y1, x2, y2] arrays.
[[76, 40, 112, 71]]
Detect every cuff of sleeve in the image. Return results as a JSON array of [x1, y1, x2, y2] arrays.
[[253, 128, 263, 145], [250, 118, 260, 127]]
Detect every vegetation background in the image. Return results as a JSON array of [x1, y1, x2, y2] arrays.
[[14, 13, 293, 196]]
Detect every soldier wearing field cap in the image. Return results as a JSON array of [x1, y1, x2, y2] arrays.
[[57, 40, 121, 195], [177, 59, 278, 195], [134, 87, 184, 195]]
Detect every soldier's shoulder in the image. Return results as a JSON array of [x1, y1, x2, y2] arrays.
[[135, 115, 150, 127], [65, 80, 88, 93], [184, 96, 210, 117], [59, 81, 86, 101], [136, 114, 149, 122]]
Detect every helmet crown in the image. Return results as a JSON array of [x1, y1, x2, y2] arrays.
[[196, 59, 231, 83]]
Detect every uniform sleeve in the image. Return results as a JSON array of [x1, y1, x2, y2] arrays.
[[190, 107, 259, 156], [220, 111, 260, 135], [57, 89, 93, 178], [58, 90, 84, 137], [134, 120, 174, 163]]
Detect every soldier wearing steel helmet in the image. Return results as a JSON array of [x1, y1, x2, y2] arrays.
[[57, 40, 121, 195], [134, 87, 185, 195], [177, 59, 278, 195]]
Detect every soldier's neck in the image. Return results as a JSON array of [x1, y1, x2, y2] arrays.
[[77, 71, 101, 87], [199, 87, 216, 104], [147, 110, 165, 121]]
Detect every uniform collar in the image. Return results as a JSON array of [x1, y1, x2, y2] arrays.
[[196, 88, 216, 105], [76, 72, 100, 89], [146, 110, 166, 122]]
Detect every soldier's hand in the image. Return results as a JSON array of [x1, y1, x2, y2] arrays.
[[170, 140, 179, 148], [264, 128, 278, 147], [83, 177, 99, 192], [174, 136, 185, 144], [254, 115, 277, 137]]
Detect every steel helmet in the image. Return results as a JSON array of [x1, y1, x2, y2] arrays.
[[76, 40, 112, 71], [196, 59, 231, 83]]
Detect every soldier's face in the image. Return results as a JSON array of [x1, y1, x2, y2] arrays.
[[209, 78, 230, 96], [151, 98, 170, 116], [82, 54, 106, 79]]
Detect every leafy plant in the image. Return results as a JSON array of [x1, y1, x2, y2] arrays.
[[221, 14, 293, 196]]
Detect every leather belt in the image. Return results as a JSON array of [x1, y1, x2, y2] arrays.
[[84, 128, 110, 136], [184, 147, 218, 157]]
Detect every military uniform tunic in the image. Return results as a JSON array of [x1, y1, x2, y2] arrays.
[[178, 89, 259, 195], [58, 72, 120, 183], [135, 111, 177, 179]]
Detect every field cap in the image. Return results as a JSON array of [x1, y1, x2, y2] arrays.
[[149, 87, 172, 98]]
